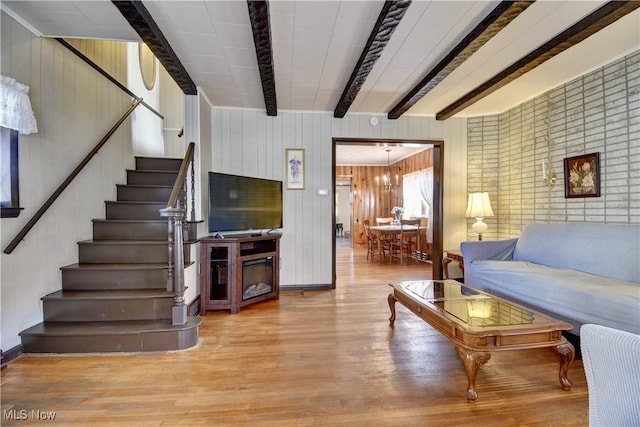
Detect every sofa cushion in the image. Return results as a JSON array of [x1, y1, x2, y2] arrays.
[[469, 260, 640, 335], [513, 223, 640, 284]]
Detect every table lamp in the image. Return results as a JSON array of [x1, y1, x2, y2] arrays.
[[465, 192, 494, 240]]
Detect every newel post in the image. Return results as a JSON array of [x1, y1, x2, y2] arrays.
[[160, 207, 187, 326], [190, 154, 196, 221]]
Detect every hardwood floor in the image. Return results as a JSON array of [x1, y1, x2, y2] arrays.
[[1, 245, 588, 426]]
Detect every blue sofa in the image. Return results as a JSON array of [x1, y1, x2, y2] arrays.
[[460, 223, 640, 336]]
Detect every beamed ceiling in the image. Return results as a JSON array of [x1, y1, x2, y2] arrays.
[[3, 0, 639, 122]]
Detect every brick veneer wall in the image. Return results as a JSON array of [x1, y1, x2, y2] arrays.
[[467, 50, 640, 240]]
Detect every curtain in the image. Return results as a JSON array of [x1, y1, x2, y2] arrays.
[[1, 75, 38, 134], [402, 168, 433, 242], [420, 168, 434, 242], [402, 172, 422, 218]]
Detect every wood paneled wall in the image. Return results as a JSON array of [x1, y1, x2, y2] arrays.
[[337, 148, 433, 246], [1, 12, 137, 350], [210, 110, 467, 288]]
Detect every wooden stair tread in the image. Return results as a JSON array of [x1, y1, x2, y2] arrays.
[[116, 184, 173, 188], [77, 240, 199, 246], [42, 289, 174, 300], [79, 241, 199, 246], [92, 219, 202, 223], [136, 155, 182, 160], [61, 263, 169, 270], [93, 219, 168, 223], [20, 317, 201, 336], [126, 169, 179, 173], [105, 201, 167, 205]]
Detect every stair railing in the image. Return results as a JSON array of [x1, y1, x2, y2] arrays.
[[160, 142, 195, 326], [3, 98, 144, 255]]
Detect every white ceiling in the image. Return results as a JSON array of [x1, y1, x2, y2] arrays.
[[336, 144, 430, 166], [3, 0, 639, 165]]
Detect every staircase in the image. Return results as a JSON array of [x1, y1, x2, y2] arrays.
[[19, 156, 201, 353]]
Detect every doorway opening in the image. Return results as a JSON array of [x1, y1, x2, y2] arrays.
[[335, 178, 352, 249], [331, 137, 444, 288]]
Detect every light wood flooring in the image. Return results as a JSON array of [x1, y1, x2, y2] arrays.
[[1, 244, 588, 426]]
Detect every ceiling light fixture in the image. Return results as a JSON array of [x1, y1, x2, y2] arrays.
[[383, 149, 393, 192]]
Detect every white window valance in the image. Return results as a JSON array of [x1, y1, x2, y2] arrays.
[[1, 75, 38, 134]]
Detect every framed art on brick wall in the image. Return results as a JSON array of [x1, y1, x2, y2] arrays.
[[563, 152, 600, 198]]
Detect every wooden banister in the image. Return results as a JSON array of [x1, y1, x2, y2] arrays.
[[167, 142, 195, 210], [160, 142, 195, 325], [3, 98, 143, 255]]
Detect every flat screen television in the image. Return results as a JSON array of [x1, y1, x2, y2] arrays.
[[208, 172, 283, 234]]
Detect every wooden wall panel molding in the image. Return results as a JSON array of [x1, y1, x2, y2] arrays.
[[333, 0, 412, 118], [112, 1, 197, 95], [436, 0, 640, 121], [247, 0, 277, 116], [388, 1, 532, 119]]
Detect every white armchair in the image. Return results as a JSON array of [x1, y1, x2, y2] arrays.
[[580, 324, 640, 427]]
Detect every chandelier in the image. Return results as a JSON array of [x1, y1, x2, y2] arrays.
[[375, 149, 398, 193], [383, 149, 393, 191]]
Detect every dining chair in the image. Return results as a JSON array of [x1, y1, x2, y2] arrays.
[[415, 218, 430, 261], [375, 217, 396, 259], [363, 219, 378, 262], [390, 218, 421, 263], [375, 217, 394, 225], [364, 219, 389, 262]]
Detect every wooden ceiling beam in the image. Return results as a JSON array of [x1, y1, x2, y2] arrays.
[[387, 1, 533, 120], [436, 0, 640, 121], [111, 1, 197, 95], [334, 0, 412, 118], [247, 0, 277, 116]]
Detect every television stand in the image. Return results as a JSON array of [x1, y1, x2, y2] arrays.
[[200, 234, 281, 314], [236, 232, 264, 238]]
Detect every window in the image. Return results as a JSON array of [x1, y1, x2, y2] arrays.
[[1, 75, 37, 218], [402, 169, 432, 218], [1, 126, 21, 218], [402, 168, 433, 242]]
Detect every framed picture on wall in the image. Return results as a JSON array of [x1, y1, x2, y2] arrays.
[[563, 152, 600, 198], [285, 148, 305, 190]]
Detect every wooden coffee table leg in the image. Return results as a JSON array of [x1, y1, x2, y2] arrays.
[[442, 256, 453, 279], [388, 293, 397, 327], [553, 340, 575, 390], [455, 345, 491, 402]]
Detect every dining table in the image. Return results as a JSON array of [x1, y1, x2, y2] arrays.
[[369, 224, 421, 263]]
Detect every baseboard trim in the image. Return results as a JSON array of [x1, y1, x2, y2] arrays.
[[281, 284, 332, 291], [1, 345, 23, 368]]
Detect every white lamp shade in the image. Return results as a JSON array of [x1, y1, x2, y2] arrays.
[[465, 192, 494, 218]]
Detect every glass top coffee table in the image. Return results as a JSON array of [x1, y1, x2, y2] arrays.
[[388, 279, 575, 402]]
